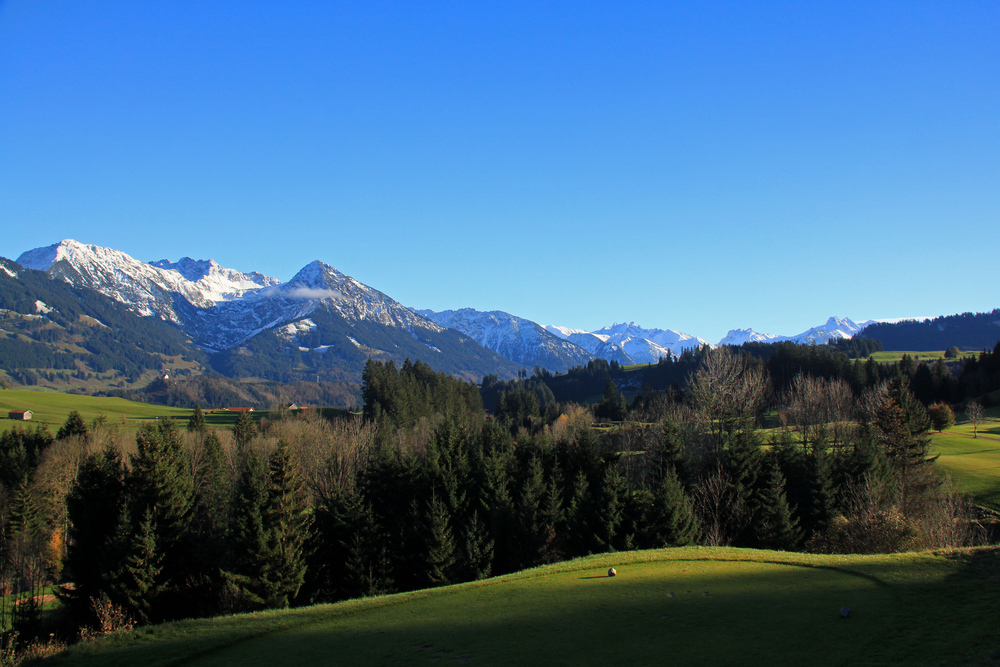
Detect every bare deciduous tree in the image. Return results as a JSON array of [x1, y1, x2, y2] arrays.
[[965, 401, 984, 439], [783, 374, 856, 452], [687, 348, 770, 455]]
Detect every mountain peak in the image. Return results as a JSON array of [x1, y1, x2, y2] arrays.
[[288, 260, 342, 288], [16, 239, 104, 271]]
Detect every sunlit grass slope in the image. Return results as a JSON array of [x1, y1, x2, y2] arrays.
[[932, 416, 1000, 512], [0, 389, 192, 434], [44, 547, 1000, 667]]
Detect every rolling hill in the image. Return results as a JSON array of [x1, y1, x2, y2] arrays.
[[41, 547, 1000, 666]]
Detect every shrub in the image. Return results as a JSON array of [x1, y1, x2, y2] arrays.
[[927, 403, 955, 432]]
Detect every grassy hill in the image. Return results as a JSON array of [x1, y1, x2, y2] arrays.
[[931, 408, 1000, 512], [0, 389, 194, 434], [39, 547, 1000, 666]]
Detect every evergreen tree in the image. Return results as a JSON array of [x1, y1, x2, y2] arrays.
[[306, 485, 362, 602], [593, 465, 626, 552], [343, 500, 394, 598], [111, 509, 163, 625], [261, 440, 312, 608], [187, 404, 207, 433], [223, 450, 270, 610], [805, 448, 835, 537], [62, 445, 128, 625], [56, 410, 88, 440], [424, 492, 456, 587], [645, 466, 699, 547], [128, 421, 194, 590], [6, 476, 43, 536], [232, 410, 257, 454], [187, 430, 231, 616], [755, 460, 801, 550], [461, 511, 494, 581]]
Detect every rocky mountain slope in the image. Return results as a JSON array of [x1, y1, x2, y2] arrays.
[[15, 241, 520, 382], [717, 317, 869, 347], [416, 308, 594, 372]]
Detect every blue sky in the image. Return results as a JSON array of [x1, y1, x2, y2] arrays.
[[1, 1, 997, 344]]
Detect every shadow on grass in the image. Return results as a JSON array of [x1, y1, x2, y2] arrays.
[[42, 549, 1000, 667]]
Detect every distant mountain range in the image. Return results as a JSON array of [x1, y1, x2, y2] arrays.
[[6, 240, 975, 395], [12, 240, 520, 384], [716, 317, 872, 347]]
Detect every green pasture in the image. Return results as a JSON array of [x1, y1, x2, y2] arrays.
[[0, 390, 194, 434], [930, 414, 1000, 512], [43, 547, 1000, 666], [867, 350, 978, 363]]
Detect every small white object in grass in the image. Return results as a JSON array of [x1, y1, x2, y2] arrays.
[[608, 567, 617, 577]]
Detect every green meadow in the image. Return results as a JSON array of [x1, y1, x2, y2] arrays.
[[0, 390, 196, 434], [930, 410, 1000, 512], [41, 547, 1000, 667], [867, 350, 978, 363]]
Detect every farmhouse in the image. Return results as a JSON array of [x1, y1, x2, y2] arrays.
[[226, 407, 254, 412], [8, 410, 33, 420]]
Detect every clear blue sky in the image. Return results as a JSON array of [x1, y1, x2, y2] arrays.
[[1, 1, 997, 344]]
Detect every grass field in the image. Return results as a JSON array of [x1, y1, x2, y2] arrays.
[[867, 350, 978, 363], [931, 412, 1000, 512], [0, 390, 196, 434], [39, 547, 1000, 666]]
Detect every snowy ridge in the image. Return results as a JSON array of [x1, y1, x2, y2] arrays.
[[418, 308, 593, 372], [17, 240, 279, 322], [717, 317, 869, 347], [15, 241, 451, 353], [543, 324, 591, 339], [593, 322, 709, 363]]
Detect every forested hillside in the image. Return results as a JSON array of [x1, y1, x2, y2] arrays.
[[0, 258, 207, 389], [859, 310, 1000, 351]]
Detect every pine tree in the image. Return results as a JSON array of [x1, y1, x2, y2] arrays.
[[187, 404, 207, 433], [806, 448, 835, 537], [424, 492, 456, 587], [62, 445, 128, 625], [461, 511, 494, 580], [755, 460, 801, 551], [112, 509, 163, 625], [223, 450, 270, 611], [232, 410, 257, 455], [594, 465, 626, 552], [306, 485, 361, 602], [6, 476, 43, 537], [187, 430, 231, 615], [261, 440, 312, 608], [515, 454, 546, 567], [129, 422, 194, 587], [647, 467, 699, 547], [56, 410, 88, 440]]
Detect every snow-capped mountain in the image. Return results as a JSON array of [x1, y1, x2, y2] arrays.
[[15, 240, 520, 381], [417, 308, 594, 372], [542, 322, 709, 365], [17, 240, 279, 322], [593, 322, 709, 362], [717, 328, 784, 346], [717, 317, 870, 347], [559, 331, 634, 365]]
